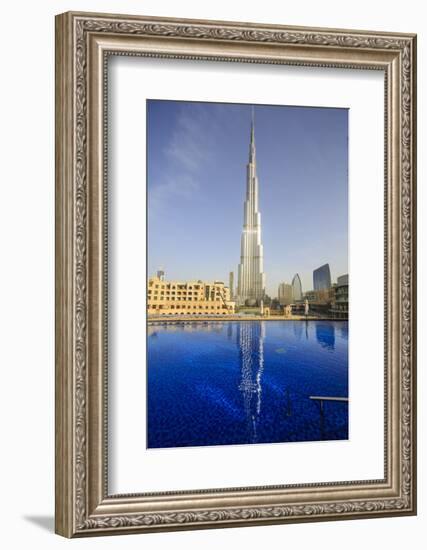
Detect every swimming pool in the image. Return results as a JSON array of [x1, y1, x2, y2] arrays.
[[147, 320, 348, 449]]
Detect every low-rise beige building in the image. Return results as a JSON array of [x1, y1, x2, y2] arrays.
[[147, 276, 235, 316]]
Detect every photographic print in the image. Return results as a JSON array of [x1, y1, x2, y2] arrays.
[[147, 100, 349, 449]]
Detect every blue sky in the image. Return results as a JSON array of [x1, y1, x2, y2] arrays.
[[147, 100, 348, 297]]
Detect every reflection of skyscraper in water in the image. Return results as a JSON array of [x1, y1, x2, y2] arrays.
[[238, 322, 265, 443], [293, 320, 303, 341], [315, 322, 335, 350]]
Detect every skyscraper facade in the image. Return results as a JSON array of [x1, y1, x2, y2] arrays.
[[237, 112, 266, 306], [331, 273, 349, 319], [337, 274, 348, 286], [292, 273, 303, 302], [313, 263, 332, 291], [229, 271, 234, 300]]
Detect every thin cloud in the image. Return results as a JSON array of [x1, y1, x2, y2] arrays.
[[149, 102, 225, 219], [149, 174, 199, 219], [166, 105, 215, 171]]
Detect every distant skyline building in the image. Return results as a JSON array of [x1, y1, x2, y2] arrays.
[[237, 110, 266, 306], [156, 268, 165, 281], [229, 271, 234, 300], [337, 274, 348, 286], [331, 273, 349, 319], [278, 283, 293, 306], [292, 273, 303, 302], [313, 263, 332, 291]]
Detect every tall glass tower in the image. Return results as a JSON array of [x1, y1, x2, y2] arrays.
[[237, 110, 266, 306], [313, 263, 332, 290]]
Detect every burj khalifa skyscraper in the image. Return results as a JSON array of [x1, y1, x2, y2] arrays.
[[237, 109, 266, 306]]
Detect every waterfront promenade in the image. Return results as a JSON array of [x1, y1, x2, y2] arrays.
[[148, 314, 346, 323]]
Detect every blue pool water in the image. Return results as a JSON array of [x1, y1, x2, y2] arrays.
[[147, 321, 348, 449]]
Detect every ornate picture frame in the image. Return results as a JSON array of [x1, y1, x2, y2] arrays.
[[55, 11, 417, 537]]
